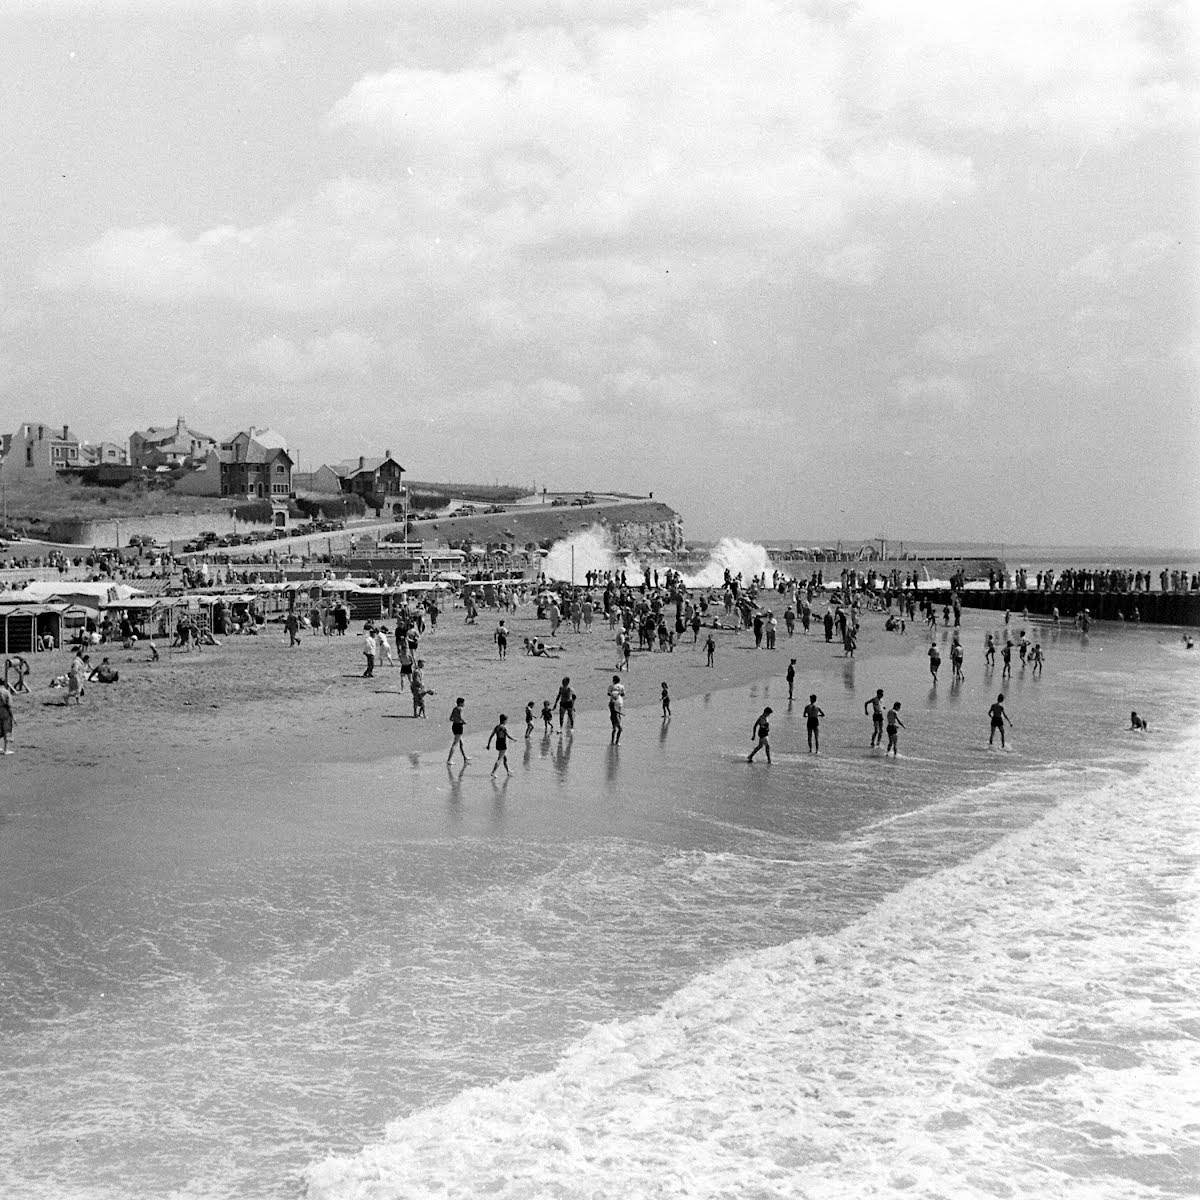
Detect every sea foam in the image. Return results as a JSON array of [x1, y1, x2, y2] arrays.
[[305, 728, 1200, 1199], [542, 526, 776, 589]]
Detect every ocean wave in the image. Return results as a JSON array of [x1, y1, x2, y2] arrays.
[[305, 726, 1200, 1200]]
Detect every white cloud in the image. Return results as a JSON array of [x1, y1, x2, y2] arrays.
[[1063, 231, 1179, 282], [893, 373, 973, 410], [848, 0, 1197, 142], [43, 0, 1189, 332], [243, 329, 383, 382], [817, 243, 881, 287], [917, 324, 1002, 364]]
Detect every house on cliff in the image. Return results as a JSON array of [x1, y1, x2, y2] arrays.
[[295, 451, 406, 516], [0, 421, 81, 482], [129, 418, 216, 469], [175, 427, 293, 500]]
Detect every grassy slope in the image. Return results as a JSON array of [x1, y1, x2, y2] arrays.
[[1, 478, 234, 526]]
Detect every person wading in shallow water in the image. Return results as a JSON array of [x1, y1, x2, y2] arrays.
[[988, 693, 1012, 748], [864, 688, 885, 747], [747, 706, 773, 764], [885, 702, 905, 757], [803, 694, 825, 753], [446, 697, 468, 765], [487, 714, 513, 776]]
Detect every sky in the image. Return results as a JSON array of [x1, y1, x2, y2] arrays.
[[0, 0, 1197, 546]]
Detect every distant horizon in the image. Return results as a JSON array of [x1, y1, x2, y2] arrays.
[[685, 532, 1200, 562]]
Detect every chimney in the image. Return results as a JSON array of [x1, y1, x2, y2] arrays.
[[384, 448, 391, 460], [63, 424, 69, 440], [359, 455, 365, 470]]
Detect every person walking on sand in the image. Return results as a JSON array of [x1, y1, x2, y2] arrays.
[[556, 676, 576, 731], [984, 632, 996, 668], [1001, 639, 1013, 679], [988, 693, 1012, 748], [704, 633, 716, 667], [362, 630, 376, 678], [447, 697, 469, 764], [786, 658, 797, 701], [494, 620, 510, 660], [411, 660, 431, 718], [607, 674, 625, 745], [885, 702, 904, 756], [524, 701, 535, 739], [487, 714, 513, 775], [865, 688, 885, 747], [541, 699, 554, 733], [67, 651, 87, 705], [661, 681, 671, 719], [747, 706, 773, 763], [376, 627, 395, 668], [0, 678, 15, 754], [803, 694, 825, 753], [928, 641, 941, 683]]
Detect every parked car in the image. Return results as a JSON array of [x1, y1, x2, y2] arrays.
[[485, 504, 506, 514], [199, 530, 219, 544], [457, 504, 477, 516], [550, 497, 569, 507]]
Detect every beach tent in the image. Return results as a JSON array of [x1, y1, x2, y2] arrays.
[[0, 603, 70, 654], [5, 580, 148, 610]]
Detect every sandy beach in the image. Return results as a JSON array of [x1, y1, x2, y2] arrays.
[[5, 598, 861, 798]]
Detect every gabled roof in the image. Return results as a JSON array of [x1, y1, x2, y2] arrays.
[[333, 454, 405, 477], [133, 416, 214, 443], [219, 443, 293, 465], [236, 426, 288, 451]]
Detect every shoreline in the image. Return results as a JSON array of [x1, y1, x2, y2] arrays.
[[7, 601, 922, 802]]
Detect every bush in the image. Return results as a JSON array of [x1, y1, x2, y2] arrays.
[[295, 495, 366, 520], [233, 501, 273, 524]]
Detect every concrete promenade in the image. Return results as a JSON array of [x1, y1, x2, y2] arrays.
[[926, 585, 1200, 628]]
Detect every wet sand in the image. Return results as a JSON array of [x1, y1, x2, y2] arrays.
[[3, 601, 865, 804]]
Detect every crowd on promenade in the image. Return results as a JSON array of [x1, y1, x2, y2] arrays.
[[989, 566, 1200, 593]]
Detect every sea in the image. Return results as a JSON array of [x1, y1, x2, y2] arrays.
[[1, 609, 1197, 1198]]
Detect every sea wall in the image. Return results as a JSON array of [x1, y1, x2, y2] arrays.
[[924, 586, 1200, 628], [44, 511, 274, 548]]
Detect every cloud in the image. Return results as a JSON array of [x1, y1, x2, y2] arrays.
[[243, 329, 383, 382], [917, 324, 1002, 364], [817, 242, 881, 287], [848, 0, 1197, 142], [1062, 231, 1180, 282], [893, 373, 973, 411]]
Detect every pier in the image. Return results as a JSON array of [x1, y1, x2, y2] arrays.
[[923, 586, 1200, 628]]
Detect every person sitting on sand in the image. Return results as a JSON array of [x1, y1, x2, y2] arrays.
[[1130, 711, 1148, 731], [523, 637, 560, 658], [86, 657, 119, 684]]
